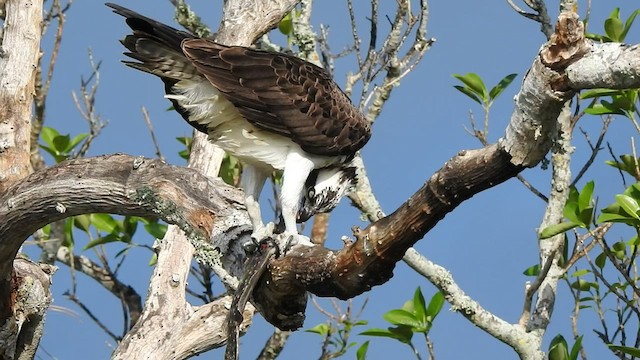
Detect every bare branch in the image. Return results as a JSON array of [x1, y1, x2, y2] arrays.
[[257, 329, 291, 360], [53, 246, 143, 331], [525, 104, 573, 339], [65, 293, 120, 342], [404, 249, 538, 356], [571, 116, 611, 186], [73, 51, 106, 158], [507, 0, 553, 39], [141, 107, 165, 162]]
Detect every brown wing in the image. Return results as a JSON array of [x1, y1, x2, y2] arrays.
[[181, 39, 371, 156]]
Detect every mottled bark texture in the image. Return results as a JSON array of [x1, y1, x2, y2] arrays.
[[0, 0, 45, 358]]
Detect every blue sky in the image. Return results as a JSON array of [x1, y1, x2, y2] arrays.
[[25, 1, 640, 359]]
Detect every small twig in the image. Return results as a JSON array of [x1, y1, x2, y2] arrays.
[[73, 50, 106, 158], [506, 0, 552, 39], [66, 293, 121, 342], [571, 117, 610, 186], [141, 107, 165, 161], [607, 142, 628, 187], [562, 223, 611, 270], [599, 238, 640, 300], [426, 335, 435, 360]]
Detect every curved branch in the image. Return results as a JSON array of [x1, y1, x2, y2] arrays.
[[0, 154, 250, 275]]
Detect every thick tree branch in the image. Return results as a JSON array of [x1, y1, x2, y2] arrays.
[[0, 154, 250, 274], [0, 0, 44, 357], [566, 43, 640, 89], [0, 0, 41, 191]]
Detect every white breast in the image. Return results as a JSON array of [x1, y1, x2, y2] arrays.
[[166, 79, 344, 170]]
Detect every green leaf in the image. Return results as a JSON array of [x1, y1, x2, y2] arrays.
[[278, 12, 293, 35], [40, 127, 60, 148], [621, 10, 640, 41], [90, 213, 119, 234], [539, 222, 577, 239], [580, 88, 624, 99], [387, 326, 413, 344], [84, 233, 121, 250], [360, 328, 398, 339], [383, 309, 421, 328], [176, 136, 192, 160], [597, 203, 640, 224], [453, 85, 482, 105], [144, 222, 168, 239], [584, 32, 607, 42], [578, 181, 594, 212], [571, 269, 590, 278], [52, 134, 70, 153], [563, 187, 581, 224], [604, 17, 624, 42], [67, 133, 88, 151], [63, 217, 74, 249], [569, 336, 583, 360], [548, 335, 569, 360], [356, 341, 369, 360], [606, 155, 640, 178], [114, 246, 132, 259], [38, 144, 57, 156], [426, 291, 444, 321], [489, 73, 517, 100], [305, 323, 330, 336], [453, 73, 488, 101], [616, 194, 640, 219], [578, 208, 593, 227], [412, 287, 427, 324], [123, 216, 139, 238], [148, 252, 158, 266], [595, 252, 607, 269], [608, 345, 640, 357], [570, 279, 595, 291], [584, 102, 626, 116], [73, 215, 91, 232], [522, 264, 540, 276]]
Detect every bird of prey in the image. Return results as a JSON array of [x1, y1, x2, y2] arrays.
[[108, 4, 371, 249]]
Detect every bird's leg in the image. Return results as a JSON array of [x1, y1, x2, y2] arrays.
[[278, 151, 315, 250], [240, 164, 273, 249]]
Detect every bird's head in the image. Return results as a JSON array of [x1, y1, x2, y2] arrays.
[[297, 166, 357, 223]]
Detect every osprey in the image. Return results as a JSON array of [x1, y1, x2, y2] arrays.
[[108, 4, 371, 248]]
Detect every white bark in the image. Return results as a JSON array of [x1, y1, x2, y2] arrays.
[[567, 43, 640, 89]]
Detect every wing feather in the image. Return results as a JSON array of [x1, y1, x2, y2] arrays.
[[182, 39, 371, 156]]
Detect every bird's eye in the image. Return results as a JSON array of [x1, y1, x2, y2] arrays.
[[307, 188, 316, 199]]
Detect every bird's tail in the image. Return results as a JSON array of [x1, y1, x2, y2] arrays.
[[107, 3, 198, 81]]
